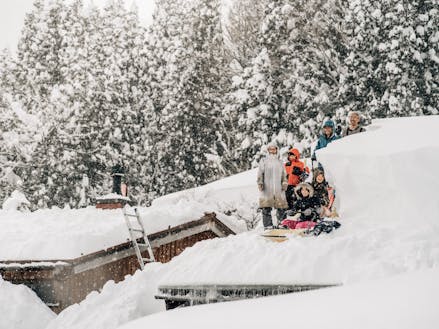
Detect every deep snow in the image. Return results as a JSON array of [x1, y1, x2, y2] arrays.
[[45, 115, 439, 329], [0, 177, 249, 261], [0, 276, 55, 329], [116, 267, 439, 329]]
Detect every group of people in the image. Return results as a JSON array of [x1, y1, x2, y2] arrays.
[[257, 111, 365, 231]]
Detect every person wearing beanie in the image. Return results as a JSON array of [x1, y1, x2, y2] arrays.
[[284, 148, 309, 209], [311, 119, 340, 162], [257, 143, 288, 229]]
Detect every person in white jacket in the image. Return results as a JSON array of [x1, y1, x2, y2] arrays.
[[257, 143, 288, 229]]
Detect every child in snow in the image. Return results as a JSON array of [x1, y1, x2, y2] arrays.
[[311, 168, 335, 218], [284, 148, 310, 209], [280, 183, 321, 230]]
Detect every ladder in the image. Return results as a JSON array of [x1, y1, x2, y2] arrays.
[[122, 206, 155, 270]]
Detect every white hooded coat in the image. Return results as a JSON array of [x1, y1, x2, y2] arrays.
[[257, 153, 288, 209]]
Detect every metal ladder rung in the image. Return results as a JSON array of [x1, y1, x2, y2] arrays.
[[142, 258, 153, 262], [129, 228, 144, 233], [125, 213, 138, 217]]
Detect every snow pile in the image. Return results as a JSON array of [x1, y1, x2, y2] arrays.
[[117, 267, 439, 329], [0, 170, 252, 260], [0, 207, 130, 260], [317, 115, 439, 227], [45, 264, 166, 329], [150, 169, 257, 232], [0, 276, 55, 329]]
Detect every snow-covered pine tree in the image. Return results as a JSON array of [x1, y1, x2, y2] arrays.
[[230, 0, 348, 168], [340, 0, 439, 118], [224, 0, 269, 70], [14, 0, 65, 122], [145, 0, 230, 195], [21, 1, 153, 207]]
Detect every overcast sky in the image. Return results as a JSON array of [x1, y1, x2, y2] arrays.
[[0, 0, 155, 52]]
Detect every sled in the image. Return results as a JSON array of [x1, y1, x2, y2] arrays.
[[261, 228, 307, 242]]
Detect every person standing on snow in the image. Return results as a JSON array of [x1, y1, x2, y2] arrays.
[[284, 148, 309, 209], [257, 144, 288, 229], [311, 119, 340, 164], [342, 111, 365, 137]]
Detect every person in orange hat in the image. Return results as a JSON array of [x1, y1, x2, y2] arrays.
[[284, 148, 309, 209]]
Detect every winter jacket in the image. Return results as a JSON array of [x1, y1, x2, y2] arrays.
[[284, 149, 310, 187], [312, 169, 335, 208], [257, 154, 288, 209], [342, 125, 365, 137], [291, 183, 321, 221], [312, 133, 340, 161], [312, 181, 330, 207]]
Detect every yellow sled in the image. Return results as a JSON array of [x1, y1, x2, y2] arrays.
[[261, 228, 307, 242]]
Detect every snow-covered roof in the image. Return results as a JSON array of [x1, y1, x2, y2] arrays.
[[0, 169, 251, 261]]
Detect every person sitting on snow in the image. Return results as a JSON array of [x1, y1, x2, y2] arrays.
[[311, 119, 340, 163], [280, 182, 321, 230], [342, 111, 365, 137], [257, 143, 289, 230], [284, 148, 309, 209], [311, 168, 335, 218]]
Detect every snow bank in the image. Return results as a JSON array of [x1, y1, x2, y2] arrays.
[[117, 267, 439, 329], [0, 276, 55, 329], [317, 115, 439, 226]]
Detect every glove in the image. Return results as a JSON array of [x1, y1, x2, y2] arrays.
[[300, 172, 309, 182], [281, 183, 288, 191], [292, 166, 303, 176]]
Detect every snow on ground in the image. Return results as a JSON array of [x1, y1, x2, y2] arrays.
[[0, 170, 251, 261], [116, 267, 439, 329], [46, 115, 439, 329], [0, 276, 55, 329]]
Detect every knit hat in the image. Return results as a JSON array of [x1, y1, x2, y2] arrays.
[[323, 120, 335, 128]]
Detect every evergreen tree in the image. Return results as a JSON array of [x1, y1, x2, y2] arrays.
[[230, 0, 348, 167], [145, 0, 230, 195], [340, 0, 439, 118]]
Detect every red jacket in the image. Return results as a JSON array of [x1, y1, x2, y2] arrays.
[[284, 149, 310, 186]]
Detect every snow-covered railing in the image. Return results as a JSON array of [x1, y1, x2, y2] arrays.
[[155, 283, 338, 309]]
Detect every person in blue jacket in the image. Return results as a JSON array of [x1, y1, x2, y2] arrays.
[[312, 120, 340, 163]]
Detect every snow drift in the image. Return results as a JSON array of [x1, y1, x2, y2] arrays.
[[41, 116, 439, 329], [0, 174, 249, 261], [317, 115, 439, 227], [116, 267, 439, 329], [0, 276, 55, 329]]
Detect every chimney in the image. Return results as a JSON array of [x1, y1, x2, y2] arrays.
[[95, 164, 131, 209]]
